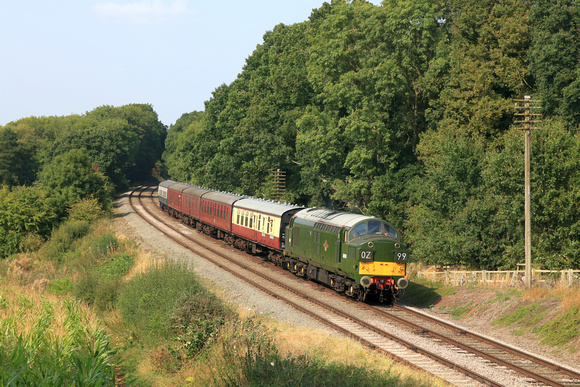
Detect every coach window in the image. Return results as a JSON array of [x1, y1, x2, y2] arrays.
[[258, 215, 261, 231], [237, 211, 241, 225]]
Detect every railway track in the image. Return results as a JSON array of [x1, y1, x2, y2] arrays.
[[369, 304, 580, 387], [127, 185, 580, 387]]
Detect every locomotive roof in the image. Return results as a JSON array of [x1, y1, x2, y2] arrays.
[[201, 190, 243, 205], [159, 180, 176, 189], [293, 207, 374, 228], [234, 197, 304, 217]]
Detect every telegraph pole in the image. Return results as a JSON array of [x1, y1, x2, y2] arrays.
[[514, 96, 541, 288]]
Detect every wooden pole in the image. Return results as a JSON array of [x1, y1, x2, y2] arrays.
[[524, 118, 532, 288], [514, 96, 541, 288]]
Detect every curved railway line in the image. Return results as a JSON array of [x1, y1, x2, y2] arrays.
[[127, 185, 580, 387]]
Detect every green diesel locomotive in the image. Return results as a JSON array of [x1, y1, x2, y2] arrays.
[[284, 207, 409, 303]]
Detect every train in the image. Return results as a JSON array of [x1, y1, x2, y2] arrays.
[[158, 179, 409, 303]]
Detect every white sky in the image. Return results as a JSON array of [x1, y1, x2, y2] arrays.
[[1, 0, 381, 127]]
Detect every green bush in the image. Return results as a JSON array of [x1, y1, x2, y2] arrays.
[[41, 220, 91, 262], [171, 291, 232, 361], [118, 263, 206, 344], [48, 277, 73, 295], [67, 197, 105, 222], [99, 253, 134, 279], [91, 232, 118, 256], [75, 271, 124, 312]]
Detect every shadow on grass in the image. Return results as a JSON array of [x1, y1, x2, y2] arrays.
[[397, 280, 456, 308]]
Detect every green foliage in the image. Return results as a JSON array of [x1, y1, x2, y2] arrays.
[[118, 263, 206, 344], [529, 0, 580, 126], [39, 148, 113, 219], [0, 127, 36, 188], [536, 307, 580, 347], [408, 120, 579, 269], [0, 186, 57, 258], [213, 319, 417, 387], [0, 297, 116, 386], [3, 103, 165, 194], [67, 197, 105, 222]]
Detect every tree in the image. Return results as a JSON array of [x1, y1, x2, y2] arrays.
[[0, 186, 56, 257], [0, 128, 21, 188], [529, 0, 580, 126], [427, 0, 531, 139], [296, 0, 447, 211], [39, 149, 113, 219], [0, 128, 36, 188], [87, 104, 167, 183]]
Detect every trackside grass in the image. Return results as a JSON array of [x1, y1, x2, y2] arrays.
[[0, 216, 442, 386], [0, 283, 116, 385]]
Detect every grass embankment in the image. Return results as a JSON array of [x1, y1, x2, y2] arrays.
[[0, 215, 440, 386], [402, 276, 580, 354]]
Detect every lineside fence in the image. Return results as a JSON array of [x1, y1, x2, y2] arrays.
[[417, 268, 580, 288]]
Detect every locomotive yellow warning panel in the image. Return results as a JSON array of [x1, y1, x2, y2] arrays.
[[359, 261, 406, 276]]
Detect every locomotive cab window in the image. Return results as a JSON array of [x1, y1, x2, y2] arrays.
[[350, 223, 367, 238], [383, 223, 398, 239], [349, 221, 398, 240]]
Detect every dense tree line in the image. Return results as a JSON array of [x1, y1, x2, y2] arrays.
[[0, 104, 166, 257], [164, 0, 579, 270]]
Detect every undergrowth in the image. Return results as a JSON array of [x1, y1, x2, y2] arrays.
[[0, 286, 116, 385]]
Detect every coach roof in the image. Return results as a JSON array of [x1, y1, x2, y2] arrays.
[[234, 197, 303, 217]]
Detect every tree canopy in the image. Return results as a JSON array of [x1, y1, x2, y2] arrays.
[[164, 0, 579, 270], [0, 103, 166, 257]]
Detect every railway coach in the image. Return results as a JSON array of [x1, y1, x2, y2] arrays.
[[231, 197, 303, 254]]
